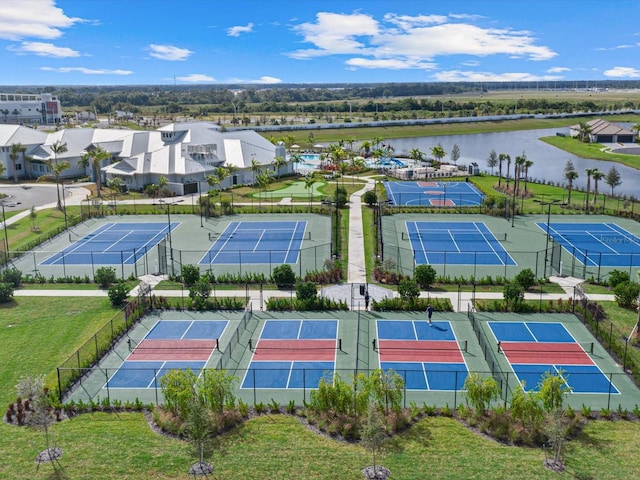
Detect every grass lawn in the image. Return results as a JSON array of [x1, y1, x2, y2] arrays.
[[2, 291, 640, 478]]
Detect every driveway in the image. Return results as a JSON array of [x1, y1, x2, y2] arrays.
[[0, 184, 60, 211]]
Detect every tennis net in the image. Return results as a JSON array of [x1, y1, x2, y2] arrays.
[[372, 338, 467, 353], [402, 231, 507, 242]]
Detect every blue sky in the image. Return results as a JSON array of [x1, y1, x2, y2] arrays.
[[1, 0, 640, 86]]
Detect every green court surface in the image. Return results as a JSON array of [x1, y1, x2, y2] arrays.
[[381, 213, 640, 282], [253, 179, 327, 199], [9, 213, 331, 279], [62, 309, 640, 410]]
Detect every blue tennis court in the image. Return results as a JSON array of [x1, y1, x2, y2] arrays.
[[42, 222, 177, 265], [406, 221, 516, 266], [376, 319, 468, 391], [537, 222, 640, 267], [106, 320, 228, 389], [241, 319, 338, 389], [385, 181, 484, 207], [488, 321, 618, 394], [200, 221, 307, 265]]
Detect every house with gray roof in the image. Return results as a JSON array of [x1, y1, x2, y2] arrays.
[[570, 118, 636, 143], [1, 122, 288, 195]]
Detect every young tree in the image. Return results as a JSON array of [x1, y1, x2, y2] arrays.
[[16, 375, 63, 473], [486, 149, 498, 176], [605, 166, 622, 197], [450, 143, 461, 166], [361, 404, 391, 480]]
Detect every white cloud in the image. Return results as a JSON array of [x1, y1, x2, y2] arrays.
[[289, 12, 557, 70], [148, 44, 193, 61], [222, 76, 282, 84], [253, 76, 281, 84], [346, 57, 436, 70], [9, 41, 80, 57], [603, 66, 640, 78], [227, 23, 254, 37], [0, 0, 84, 40], [40, 66, 132, 75], [547, 67, 570, 73], [177, 74, 215, 83], [433, 70, 564, 82]]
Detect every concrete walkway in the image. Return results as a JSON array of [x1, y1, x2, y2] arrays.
[[346, 175, 375, 285]]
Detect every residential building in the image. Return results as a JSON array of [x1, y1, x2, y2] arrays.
[[0, 92, 63, 125]]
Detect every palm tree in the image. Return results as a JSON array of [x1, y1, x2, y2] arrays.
[[577, 121, 592, 143], [86, 145, 111, 198], [564, 160, 578, 206], [250, 158, 261, 185], [584, 168, 595, 210], [592, 169, 604, 206], [214, 166, 230, 190], [514, 153, 527, 195], [256, 170, 270, 207], [0, 162, 6, 178], [289, 152, 302, 173], [271, 156, 286, 179], [0, 109, 9, 123], [497, 153, 509, 187], [409, 148, 425, 165], [360, 140, 371, 157], [225, 163, 240, 187], [304, 173, 316, 211], [430, 144, 446, 166], [505, 154, 512, 187], [9, 143, 26, 183], [523, 159, 534, 193], [327, 144, 346, 171], [49, 141, 68, 211]]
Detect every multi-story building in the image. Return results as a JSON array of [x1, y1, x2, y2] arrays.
[[0, 92, 63, 126]]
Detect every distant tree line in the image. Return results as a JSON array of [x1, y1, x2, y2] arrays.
[[1, 80, 639, 116]]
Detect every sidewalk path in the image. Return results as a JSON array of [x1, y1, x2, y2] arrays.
[[346, 175, 375, 285]]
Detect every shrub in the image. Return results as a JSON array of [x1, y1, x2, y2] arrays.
[[108, 283, 130, 306], [414, 264, 436, 289], [0, 282, 14, 303], [464, 372, 499, 418], [334, 186, 348, 207], [613, 281, 640, 308], [608, 269, 630, 288], [272, 264, 296, 288], [398, 279, 420, 301], [362, 190, 377, 206], [514, 268, 536, 290], [189, 279, 212, 310], [2, 267, 22, 288], [296, 281, 317, 300], [503, 282, 525, 310], [95, 266, 117, 288], [181, 264, 200, 287]]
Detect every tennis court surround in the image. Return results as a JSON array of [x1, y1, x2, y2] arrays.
[[385, 180, 484, 207]]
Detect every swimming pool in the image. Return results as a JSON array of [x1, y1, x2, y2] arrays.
[[366, 158, 407, 168]]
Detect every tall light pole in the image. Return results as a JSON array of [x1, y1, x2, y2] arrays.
[[535, 199, 561, 277], [157, 199, 184, 263], [1, 201, 20, 265]]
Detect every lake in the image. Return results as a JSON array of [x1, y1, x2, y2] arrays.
[[385, 128, 639, 197]]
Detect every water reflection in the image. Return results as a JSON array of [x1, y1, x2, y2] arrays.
[[386, 128, 639, 196]]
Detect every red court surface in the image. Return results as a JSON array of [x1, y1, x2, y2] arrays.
[[430, 199, 456, 207], [417, 181, 439, 187], [378, 340, 464, 363], [500, 342, 592, 365], [253, 339, 336, 361], [128, 339, 216, 361]]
